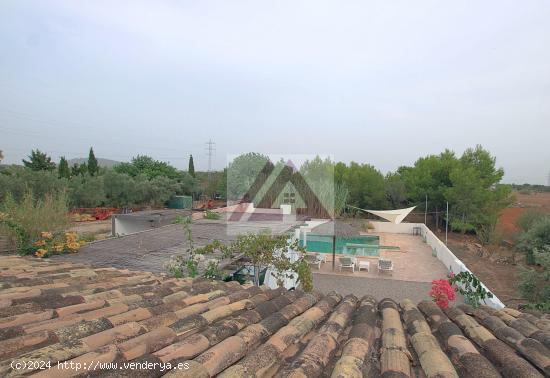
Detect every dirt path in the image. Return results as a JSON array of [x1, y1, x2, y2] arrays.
[[441, 232, 525, 307]]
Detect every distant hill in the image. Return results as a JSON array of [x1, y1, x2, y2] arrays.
[[68, 158, 121, 168]]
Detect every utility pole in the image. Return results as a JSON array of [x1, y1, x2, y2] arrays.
[[205, 139, 215, 183], [445, 201, 449, 246]]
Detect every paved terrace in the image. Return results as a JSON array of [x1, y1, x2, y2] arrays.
[[312, 232, 453, 302], [313, 233, 449, 282]]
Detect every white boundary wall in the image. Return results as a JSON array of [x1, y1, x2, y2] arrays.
[[370, 221, 505, 309], [112, 217, 158, 237], [294, 219, 330, 242]]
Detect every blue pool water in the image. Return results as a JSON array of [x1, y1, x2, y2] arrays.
[[299, 234, 381, 257]]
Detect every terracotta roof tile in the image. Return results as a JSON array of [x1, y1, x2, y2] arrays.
[[277, 295, 357, 377], [417, 300, 500, 378], [446, 306, 544, 378], [0, 256, 548, 377]]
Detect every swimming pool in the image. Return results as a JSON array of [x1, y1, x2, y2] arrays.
[[299, 234, 381, 257]]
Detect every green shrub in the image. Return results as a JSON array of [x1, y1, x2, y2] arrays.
[[186, 258, 199, 278], [0, 166, 68, 202], [0, 215, 29, 250], [172, 215, 190, 224], [1, 159, 197, 210], [517, 216, 550, 257], [204, 210, 220, 220], [115, 155, 181, 180], [204, 259, 221, 279], [165, 218, 202, 278], [142, 175, 181, 206], [165, 255, 185, 278], [296, 259, 313, 292], [450, 220, 476, 234], [0, 190, 70, 246], [518, 252, 550, 307], [516, 212, 550, 309], [69, 175, 105, 207], [517, 209, 547, 232], [79, 233, 97, 243], [102, 170, 137, 207], [101, 171, 184, 208]]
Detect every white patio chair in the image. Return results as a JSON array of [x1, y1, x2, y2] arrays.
[[315, 253, 327, 264], [378, 258, 393, 275], [305, 254, 322, 270], [338, 257, 355, 273]]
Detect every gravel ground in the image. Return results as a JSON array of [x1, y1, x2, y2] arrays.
[[313, 273, 464, 304]]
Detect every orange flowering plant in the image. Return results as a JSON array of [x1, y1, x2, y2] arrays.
[[23, 231, 87, 258]]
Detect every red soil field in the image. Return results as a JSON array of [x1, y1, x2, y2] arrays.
[[497, 207, 525, 236], [514, 191, 550, 207], [496, 191, 550, 237]]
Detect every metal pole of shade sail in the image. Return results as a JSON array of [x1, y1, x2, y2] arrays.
[[445, 201, 449, 246], [424, 194, 428, 225], [332, 234, 336, 271]]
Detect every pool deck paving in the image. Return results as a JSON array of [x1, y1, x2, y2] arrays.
[[311, 232, 450, 283], [309, 232, 464, 303]]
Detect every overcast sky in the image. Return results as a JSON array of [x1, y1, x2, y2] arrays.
[[1, 1, 549, 184]]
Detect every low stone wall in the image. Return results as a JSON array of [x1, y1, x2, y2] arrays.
[[370, 221, 505, 309]]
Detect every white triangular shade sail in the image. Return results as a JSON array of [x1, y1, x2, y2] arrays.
[[365, 206, 416, 224]]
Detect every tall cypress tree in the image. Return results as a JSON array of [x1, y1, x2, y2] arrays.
[[88, 147, 98, 176], [188, 154, 195, 177], [58, 157, 70, 178]]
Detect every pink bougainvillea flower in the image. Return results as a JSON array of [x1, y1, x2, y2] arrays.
[[430, 279, 456, 309]]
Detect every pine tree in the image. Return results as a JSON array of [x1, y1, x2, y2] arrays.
[[58, 157, 70, 178], [88, 147, 99, 176], [188, 154, 195, 177], [22, 149, 56, 171]]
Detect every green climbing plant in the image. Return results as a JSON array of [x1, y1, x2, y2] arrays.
[[165, 218, 201, 278], [448, 271, 493, 307]]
